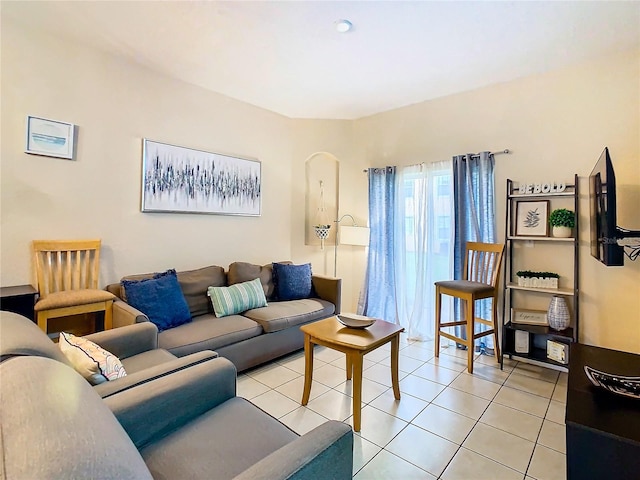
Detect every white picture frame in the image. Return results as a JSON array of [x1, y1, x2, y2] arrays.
[[511, 308, 549, 326], [514, 200, 549, 237], [141, 139, 261, 216], [25, 116, 75, 160]]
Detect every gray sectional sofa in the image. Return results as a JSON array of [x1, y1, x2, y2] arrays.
[[0, 312, 354, 479], [106, 262, 341, 372]]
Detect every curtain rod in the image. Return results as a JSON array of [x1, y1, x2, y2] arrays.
[[362, 149, 510, 172], [472, 149, 510, 158]]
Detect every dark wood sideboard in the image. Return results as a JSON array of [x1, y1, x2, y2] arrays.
[[566, 343, 640, 480], [0, 285, 37, 322]]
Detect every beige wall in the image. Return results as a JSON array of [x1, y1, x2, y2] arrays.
[[354, 49, 640, 353], [1, 21, 294, 287], [290, 120, 368, 312], [2, 18, 638, 352]]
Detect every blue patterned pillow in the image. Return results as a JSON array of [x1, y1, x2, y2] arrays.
[[121, 269, 191, 331], [272, 263, 313, 301]]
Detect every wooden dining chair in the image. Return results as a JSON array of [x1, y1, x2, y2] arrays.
[[434, 242, 505, 374], [33, 239, 115, 335]]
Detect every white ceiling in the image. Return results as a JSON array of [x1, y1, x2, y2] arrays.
[[4, 1, 640, 120]]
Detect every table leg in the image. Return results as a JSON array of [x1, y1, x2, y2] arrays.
[[103, 302, 113, 330], [352, 352, 363, 432], [391, 334, 401, 400], [301, 334, 314, 405], [346, 353, 353, 380]]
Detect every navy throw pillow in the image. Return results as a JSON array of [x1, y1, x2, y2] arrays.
[[272, 263, 313, 301], [121, 269, 192, 331]]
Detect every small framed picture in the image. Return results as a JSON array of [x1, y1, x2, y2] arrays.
[[25, 116, 75, 160], [547, 340, 569, 364], [511, 308, 549, 326], [515, 330, 530, 354], [515, 200, 549, 236]]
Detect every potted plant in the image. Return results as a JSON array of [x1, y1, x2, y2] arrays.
[[516, 270, 560, 289], [549, 208, 575, 238]]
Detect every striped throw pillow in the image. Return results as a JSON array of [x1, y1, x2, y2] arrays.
[[207, 278, 267, 318]]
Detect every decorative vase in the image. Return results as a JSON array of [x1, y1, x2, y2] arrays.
[[552, 226, 572, 238], [547, 296, 570, 330]]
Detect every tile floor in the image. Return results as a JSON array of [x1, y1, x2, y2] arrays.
[[238, 335, 567, 480]]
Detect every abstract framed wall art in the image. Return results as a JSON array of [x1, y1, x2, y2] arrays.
[[515, 200, 549, 236], [25, 116, 75, 160], [141, 139, 261, 216]]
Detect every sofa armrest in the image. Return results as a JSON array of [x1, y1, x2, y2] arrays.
[[84, 321, 158, 359], [112, 300, 150, 328], [234, 421, 353, 480], [105, 282, 123, 299], [312, 275, 342, 314], [104, 357, 237, 449], [94, 350, 218, 399]]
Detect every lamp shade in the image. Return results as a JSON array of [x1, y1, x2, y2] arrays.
[[339, 225, 370, 246]]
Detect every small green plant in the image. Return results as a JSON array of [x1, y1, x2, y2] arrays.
[[548, 208, 575, 228], [516, 270, 560, 279]]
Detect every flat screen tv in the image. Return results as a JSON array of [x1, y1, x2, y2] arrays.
[[589, 147, 640, 265], [589, 147, 624, 266]]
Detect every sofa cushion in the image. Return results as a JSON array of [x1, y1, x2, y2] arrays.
[[158, 314, 263, 357], [243, 299, 335, 333], [119, 266, 226, 316], [34, 289, 115, 310], [228, 261, 283, 300], [141, 397, 298, 480], [120, 349, 177, 374], [59, 332, 127, 384], [122, 269, 192, 331], [176, 265, 226, 317], [1, 356, 153, 480], [207, 278, 268, 318], [272, 262, 313, 301]]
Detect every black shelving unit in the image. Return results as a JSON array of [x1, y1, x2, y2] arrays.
[[501, 175, 580, 371]]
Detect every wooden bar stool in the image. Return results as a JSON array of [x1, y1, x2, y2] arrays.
[[434, 242, 505, 374]]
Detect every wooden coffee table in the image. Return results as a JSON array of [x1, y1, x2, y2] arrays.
[[300, 316, 404, 432]]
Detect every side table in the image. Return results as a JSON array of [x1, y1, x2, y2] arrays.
[[1, 285, 38, 322], [300, 316, 404, 432]]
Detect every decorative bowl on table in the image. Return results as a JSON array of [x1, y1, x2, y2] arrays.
[[337, 313, 376, 329], [584, 365, 640, 400]]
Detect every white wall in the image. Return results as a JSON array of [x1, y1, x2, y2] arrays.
[[353, 49, 640, 353], [1, 20, 294, 287]]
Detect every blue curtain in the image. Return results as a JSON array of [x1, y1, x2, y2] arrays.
[[452, 152, 496, 350], [359, 167, 398, 323]]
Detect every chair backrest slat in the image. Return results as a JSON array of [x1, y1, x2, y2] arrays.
[[73, 250, 81, 290], [464, 241, 505, 287], [64, 250, 72, 291], [33, 240, 102, 298]]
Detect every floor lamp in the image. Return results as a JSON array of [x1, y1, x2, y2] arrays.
[[334, 214, 370, 277]]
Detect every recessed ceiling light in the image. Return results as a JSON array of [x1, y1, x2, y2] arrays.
[[334, 19, 353, 33]]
